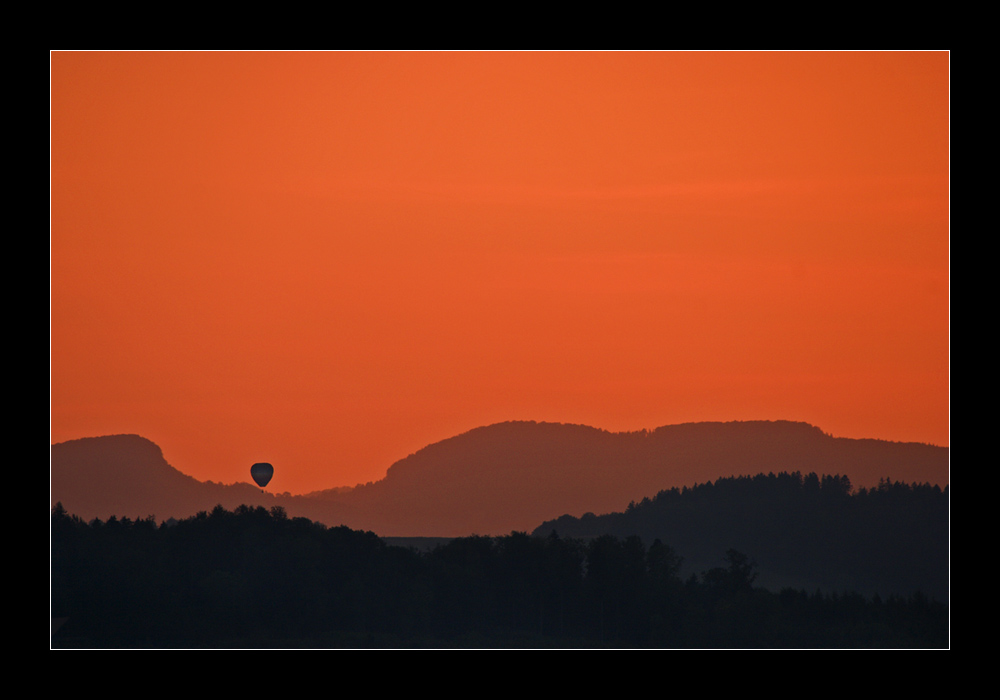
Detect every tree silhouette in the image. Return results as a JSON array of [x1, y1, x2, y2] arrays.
[[51, 501, 947, 648]]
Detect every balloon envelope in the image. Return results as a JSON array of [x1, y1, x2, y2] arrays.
[[250, 462, 274, 488]]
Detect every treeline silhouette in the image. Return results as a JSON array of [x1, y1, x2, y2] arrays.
[[534, 471, 948, 602], [51, 499, 947, 648]]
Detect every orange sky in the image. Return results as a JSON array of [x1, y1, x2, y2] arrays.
[[50, 51, 949, 495]]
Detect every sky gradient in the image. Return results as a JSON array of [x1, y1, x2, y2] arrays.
[[51, 51, 949, 494]]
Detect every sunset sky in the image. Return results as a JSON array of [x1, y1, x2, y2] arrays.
[[50, 51, 949, 495]]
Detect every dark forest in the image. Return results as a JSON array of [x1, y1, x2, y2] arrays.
[[51, 471, 948, 648]]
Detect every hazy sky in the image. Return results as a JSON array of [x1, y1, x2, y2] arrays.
[[51, 51, 949, 494]]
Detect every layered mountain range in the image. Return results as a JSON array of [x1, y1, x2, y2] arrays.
[[50, 420, 948, 537]]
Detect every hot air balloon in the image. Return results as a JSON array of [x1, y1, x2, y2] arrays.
[[251, 462, 274, 489]]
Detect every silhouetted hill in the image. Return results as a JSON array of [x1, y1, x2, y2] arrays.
[[51, 420, 948, 536], [50, 435, 273, 521], [332, 420, 946, 535], [532, 472, 948, 602]]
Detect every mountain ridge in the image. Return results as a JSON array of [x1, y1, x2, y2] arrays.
[[51, 420, 948, 536]]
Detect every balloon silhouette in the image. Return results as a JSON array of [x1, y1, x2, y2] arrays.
[[251, 462, 274, 489]]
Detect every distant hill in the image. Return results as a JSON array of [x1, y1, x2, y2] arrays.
[[50, 420, 948, 536], [50, 435, 271, 521]]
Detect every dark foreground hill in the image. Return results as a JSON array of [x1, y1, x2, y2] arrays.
[[51, 420, 948, 536], [51, 503, 948, 648], [533, 472, 949, 602]]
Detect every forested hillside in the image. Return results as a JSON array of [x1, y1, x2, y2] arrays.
[[51, 501, 947, 648], [534, 472, 948, 601]]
